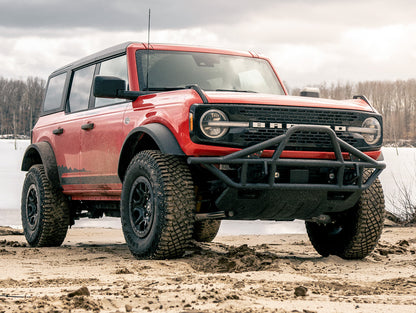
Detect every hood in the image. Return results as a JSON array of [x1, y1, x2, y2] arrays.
[[204, 91, 374, 112]]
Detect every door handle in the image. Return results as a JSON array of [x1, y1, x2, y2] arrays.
[[81, 123, 95, 131], [52, 128, 64, 135]]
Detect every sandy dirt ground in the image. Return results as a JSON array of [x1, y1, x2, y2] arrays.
[[0, 223, 415, 313]]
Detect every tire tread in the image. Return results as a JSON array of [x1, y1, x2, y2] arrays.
[[306, 172, 385, 260], [122, 151, 195, 259], [22, 164, 69, 247]]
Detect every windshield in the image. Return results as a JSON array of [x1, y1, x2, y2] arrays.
[[136, 50, 285, 95]]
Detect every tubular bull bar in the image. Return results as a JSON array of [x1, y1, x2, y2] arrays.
[[187, 125, 386, 191]]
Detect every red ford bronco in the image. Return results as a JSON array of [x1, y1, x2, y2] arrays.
[[21, 42, 386, 259]]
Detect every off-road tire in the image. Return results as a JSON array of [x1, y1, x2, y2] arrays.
[[306, 175, 385, 260], [121, 150, 195, 259], [193, 220, 221, 242], [21, 164, 70, 247]]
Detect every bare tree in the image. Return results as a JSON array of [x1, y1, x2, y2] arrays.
[[0, 76, 45, 138]]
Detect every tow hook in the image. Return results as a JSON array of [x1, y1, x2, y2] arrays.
[[307, 214, 332, 225]]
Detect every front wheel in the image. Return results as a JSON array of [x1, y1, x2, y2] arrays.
[[306, 176, 385, 259], [21, 164, 70, 247], [121, 151, 195, 259]]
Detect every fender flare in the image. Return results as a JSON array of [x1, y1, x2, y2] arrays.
[[118, 123, 185, 181], [21, 142, 60, 188]]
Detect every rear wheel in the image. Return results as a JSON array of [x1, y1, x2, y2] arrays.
[[306, 176, 385, 259], [193, 220, 221, 242], [21, 164, 69, 247], [121, 151, 195, 259]]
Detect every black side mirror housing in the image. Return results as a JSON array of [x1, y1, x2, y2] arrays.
[[94, 76, 126, 98], [93, 76, 145, 101]]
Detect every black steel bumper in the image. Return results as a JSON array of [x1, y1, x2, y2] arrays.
[[188, 126, 386, 220], [188, 125, 385, 192]]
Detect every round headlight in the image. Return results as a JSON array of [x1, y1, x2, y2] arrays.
[[200, 109, 229, 139], [361, 117, 381, 145]]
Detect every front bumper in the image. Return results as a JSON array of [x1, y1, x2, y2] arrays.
[[188, 125, 386, 220], [188, 125, 385, 191]]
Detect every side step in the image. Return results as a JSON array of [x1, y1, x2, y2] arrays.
[[195, 211, 226, 221]]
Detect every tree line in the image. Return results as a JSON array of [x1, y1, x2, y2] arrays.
[[0, 76, 415, 145], [0, 76, 45, 138]]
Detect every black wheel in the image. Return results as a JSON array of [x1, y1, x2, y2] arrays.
[[193, 220, 221, 242], [306, 176, 385, 259], [121, 151, 195, 259], [21, 164, 70, 247]]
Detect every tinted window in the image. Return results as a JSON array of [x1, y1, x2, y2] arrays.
[[43, 73, 67, 112], [95, 55, 128, 108], [68, 65, 95, 112]]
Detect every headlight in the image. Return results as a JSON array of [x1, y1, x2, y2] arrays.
[[200, 109, 229, 138], [348, 117, 381, 145], [361, 117, 381, 145]]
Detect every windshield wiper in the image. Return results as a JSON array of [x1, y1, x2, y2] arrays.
[[146, 86, 187, 91], [215, 89, 257, 93], [144, 85, 208, 104]]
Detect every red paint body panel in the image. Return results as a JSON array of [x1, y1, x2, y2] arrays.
[[204, 92, 371, 111], [79, 103, 127, 181], [133, 43, 255, 57]]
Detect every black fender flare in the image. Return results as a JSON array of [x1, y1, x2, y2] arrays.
[[21, 142, 61, 188], [118, 123, 185, 181]]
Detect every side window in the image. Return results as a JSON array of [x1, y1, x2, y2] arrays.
[[95, 55, 128, 108], [43, 73, 67, 112], [68, 65, 95, 113]]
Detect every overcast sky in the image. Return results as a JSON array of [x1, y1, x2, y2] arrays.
[[1, 0, 415, 89]]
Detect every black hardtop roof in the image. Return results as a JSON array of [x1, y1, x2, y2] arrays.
[[50, 41, 136, 77]]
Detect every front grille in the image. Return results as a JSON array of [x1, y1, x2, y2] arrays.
[[191, 104, 382, 151], [242, 129, 358, 150], [241, 128, 285, 143], [287, 131, 357, 150], [233, 106, 362, 150], [236, 106, 360, 125]]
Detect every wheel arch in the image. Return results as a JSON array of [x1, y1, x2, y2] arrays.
[[118, 123, 185, 181], [21, 141, 61, 188]]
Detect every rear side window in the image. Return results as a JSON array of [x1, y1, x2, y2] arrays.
[[43, 73, 67, 112], [68, 65, 95, 113], [95, 55, 128, 108]]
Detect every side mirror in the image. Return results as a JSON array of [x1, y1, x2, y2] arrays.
[[94, 76, 126, 98], [300, 87, 320, 98], [93, 76, 144, 101]]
